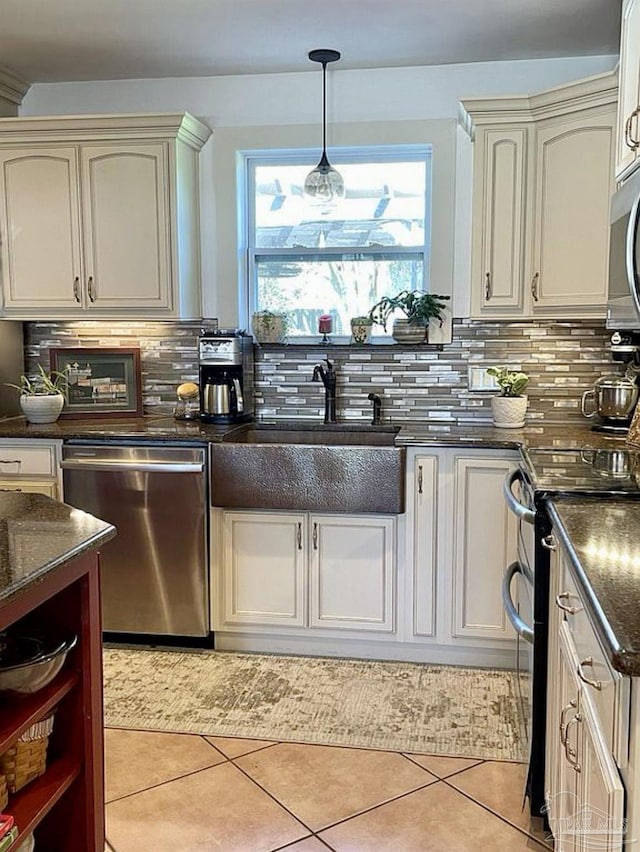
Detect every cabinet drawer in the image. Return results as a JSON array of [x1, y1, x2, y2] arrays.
[[558, 559, 628, 762], [0, 444, 56, 477], [0, 480, 57, 498]]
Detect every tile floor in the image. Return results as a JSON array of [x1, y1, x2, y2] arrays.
[[104, 729, 553, 851]]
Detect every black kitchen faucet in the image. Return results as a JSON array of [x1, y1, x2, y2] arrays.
[[312, 357, 337, 424]]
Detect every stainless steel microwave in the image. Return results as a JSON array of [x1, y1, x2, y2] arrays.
[[607, 168, 640, 329]]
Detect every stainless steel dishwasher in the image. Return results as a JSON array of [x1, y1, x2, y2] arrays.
[[61, 443, 209, 639]]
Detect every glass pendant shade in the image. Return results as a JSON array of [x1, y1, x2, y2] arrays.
[[304, 152, 345, 203], [304, 49, 344, 205]]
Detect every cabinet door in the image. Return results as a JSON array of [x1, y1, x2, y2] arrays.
[[531, 108, 615, 312], [617, 0, 640, 180], [309, 514, 395, 632], [411, 455, 438, 637], [80, 144, 172, 311], [579, 688, 625, 852], [452, 456, 517, 640], [470, 127, 528, 316], [0, 148, 84, 311], [222, 511, 306, 627], [552, 623, 582, 852]]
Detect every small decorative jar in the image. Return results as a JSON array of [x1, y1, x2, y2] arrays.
[[350, 317, 373, 344]]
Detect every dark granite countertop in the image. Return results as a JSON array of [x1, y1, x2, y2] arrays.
[[547, 497, 640, 677], [0, 492, 116, 605], [0, 415, 234, 444], [0, 415, 627, 452]]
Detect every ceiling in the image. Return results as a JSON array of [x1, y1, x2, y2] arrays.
[[0, 0, 623, 85]]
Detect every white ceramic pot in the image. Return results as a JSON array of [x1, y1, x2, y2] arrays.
[[20, 393, 65, 424], [491, 395, 528, 429], [251, 312, 287, 344], [391, 318, 427, 344]]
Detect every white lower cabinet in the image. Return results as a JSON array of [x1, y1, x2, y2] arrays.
[[452, 456, 517, 641], [222, 511, 306, 627], [0, 439, 62, 499], [219, 510, 395, 634], [408, 448, 517, 662], [546, 545, 626, 852], [215, 447, 518, 665], [309, 514, 395, 632]]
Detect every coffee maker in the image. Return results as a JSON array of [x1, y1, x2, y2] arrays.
[[199, 328, 254, 424]]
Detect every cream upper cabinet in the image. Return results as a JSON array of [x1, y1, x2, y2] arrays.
[[0, 113, 211, 319], [462, 71, 617, 319], [79, 144, 171, 311], [617, 0, 640, 181], [470, 127, 529, 314], [0, 148, 83, 311], [531, 107, 615, 312]]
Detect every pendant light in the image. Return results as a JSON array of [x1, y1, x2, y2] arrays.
[[304, 49, 345, 204]]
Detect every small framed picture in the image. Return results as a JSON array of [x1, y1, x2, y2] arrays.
[[50, 347, 143, 419]]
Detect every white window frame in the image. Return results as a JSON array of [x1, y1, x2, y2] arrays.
[[238, 144, 433, 342]]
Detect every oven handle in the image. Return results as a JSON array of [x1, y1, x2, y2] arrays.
[[502, 561, 534, 644], [503, 469, 535, 525]]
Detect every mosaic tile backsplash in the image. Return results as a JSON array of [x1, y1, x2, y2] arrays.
[[25, 319, 617, 426]]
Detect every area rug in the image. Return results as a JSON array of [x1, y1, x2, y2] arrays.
[[103, 648, 526, 761]]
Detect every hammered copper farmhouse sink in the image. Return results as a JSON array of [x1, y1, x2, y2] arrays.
[[210, 423, 405, 513]]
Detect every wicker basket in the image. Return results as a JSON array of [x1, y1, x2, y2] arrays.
[[0, 715, 54, 794], [0, 774, 7, 811]]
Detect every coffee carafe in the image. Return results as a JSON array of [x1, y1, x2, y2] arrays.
[[199, 329, 253, 424]]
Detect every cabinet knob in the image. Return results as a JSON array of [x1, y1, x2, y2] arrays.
[[417, 464, 423, 495], [312, 522, 318, 550], [73, 276, 81, 303], [87, 276, 97, 302], [485, 272, 492, 301], [297, 522, 302, 551], [531, 272, 539, 303]]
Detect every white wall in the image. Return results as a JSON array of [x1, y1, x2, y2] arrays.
[[20, 55, 617, 324]]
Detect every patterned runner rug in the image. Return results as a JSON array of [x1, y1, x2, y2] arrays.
[[103, 648, 526, 761]]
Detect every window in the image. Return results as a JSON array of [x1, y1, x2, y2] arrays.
[[241, 146, 432, 338]]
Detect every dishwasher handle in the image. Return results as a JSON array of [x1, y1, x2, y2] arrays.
[[60, 458, 204, 474]]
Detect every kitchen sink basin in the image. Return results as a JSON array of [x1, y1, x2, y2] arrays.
[[210, 423, 405, 513], [223, 423, 399, 447]]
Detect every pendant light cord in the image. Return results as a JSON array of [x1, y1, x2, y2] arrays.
[[322, 60, 327, 159]]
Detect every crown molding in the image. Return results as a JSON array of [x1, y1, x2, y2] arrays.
[[459, 68, 618, 134], [0, 112, 212, 149], [0, 66, 30, 106]]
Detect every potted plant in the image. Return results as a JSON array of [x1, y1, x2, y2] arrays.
[[251, 310, 288, 344], [368, 290, 451, 343], [487, 366, 529, 428], [7, 364, 69, 424], [350, 315, 373, 344]]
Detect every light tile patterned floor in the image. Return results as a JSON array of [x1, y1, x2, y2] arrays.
[[104, 729, 552, 851]]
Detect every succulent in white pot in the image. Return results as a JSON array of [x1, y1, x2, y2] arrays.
[[487, 366, 529, 429], [7, 364, 69, 424]]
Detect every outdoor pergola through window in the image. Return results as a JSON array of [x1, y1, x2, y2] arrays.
[[243, 147, 432, 338]]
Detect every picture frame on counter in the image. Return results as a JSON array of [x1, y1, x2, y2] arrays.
[[50, 347, 143, 419]]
